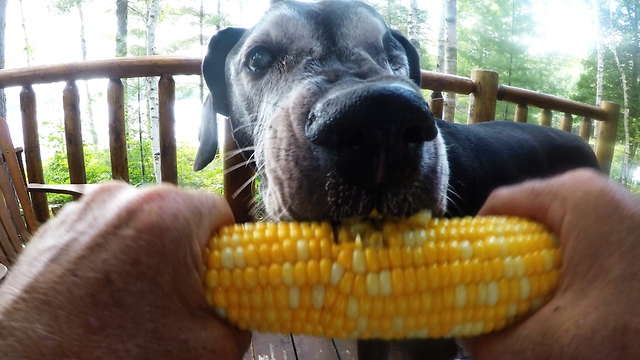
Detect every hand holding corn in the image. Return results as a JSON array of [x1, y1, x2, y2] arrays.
[[464, 169, 640, 360], [204, 210, 562, 340], [0, 182, 251, 360]]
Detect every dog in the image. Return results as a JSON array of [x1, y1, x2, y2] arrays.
[[194, 1, 600, 359]]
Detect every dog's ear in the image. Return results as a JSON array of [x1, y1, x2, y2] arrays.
[[195, 27, 246, 171], [390, 30, 421, 87], [194, 95, 218, 171], [202, 27, 247, 116]]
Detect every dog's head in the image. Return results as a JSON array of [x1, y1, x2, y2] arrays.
[[196, 0, 448, 221]]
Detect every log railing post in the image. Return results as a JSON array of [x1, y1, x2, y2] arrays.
[[428, 90, 444, 120], [63, 80, 87, 192], [107, 79, 130, 183], [19, 85, 49, 223], [514, 104, 528, 123], [467, 70, 499, 124], [538, 109, 552, 127], [222, 116, 254, 223], [560, 113, 573, 132], [579, 117, 592, 142], [159, 74, 177, 185], [595, 101, 620, 176]]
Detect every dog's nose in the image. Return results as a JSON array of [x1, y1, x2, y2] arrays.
[[306, 82, 437, 189]]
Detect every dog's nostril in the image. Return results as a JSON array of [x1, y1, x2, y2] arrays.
[[332, 127, 366, 149]]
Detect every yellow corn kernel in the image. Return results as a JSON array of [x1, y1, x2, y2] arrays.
[[204, 212, 561, 340]]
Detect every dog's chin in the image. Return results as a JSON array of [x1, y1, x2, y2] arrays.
[[326, 175, 444, 220], [263, 186, 442, 222], [262, 172, 447, 222]]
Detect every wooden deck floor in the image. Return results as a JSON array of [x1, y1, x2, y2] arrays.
[[242, 333, 469, 360], [243, 333, 358, 360]]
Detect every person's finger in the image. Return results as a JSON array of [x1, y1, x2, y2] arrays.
[[478, 168, 604, 240]]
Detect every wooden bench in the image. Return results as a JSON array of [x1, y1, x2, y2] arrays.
[[0, 56, 620, 359]]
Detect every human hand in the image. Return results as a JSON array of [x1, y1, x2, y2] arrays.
[[462, 168, 640, 359], [0, 182, 251, 359]]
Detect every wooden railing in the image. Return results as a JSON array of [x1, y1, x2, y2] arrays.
[[0, 56, 202, 222], [0, 57, 619, 223], [421, 69, 619, 176]]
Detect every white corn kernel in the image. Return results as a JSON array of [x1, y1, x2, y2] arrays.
[[379, 270, 393, 297], [486, 281, 499, 307], [331, 263, 345, 286], [366, 272, 381, 296], [289, 286, 300, 309], [454, 284, 467, 308], [234, 247, 246, 268], [297, 240, 310, 261], [282, 262, 295, 286], [312, 284, 325, 309], [353, 248, 366, 274], [221, 247, 234, 269]]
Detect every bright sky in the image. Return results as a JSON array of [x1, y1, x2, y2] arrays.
[[2, 0, 597, 153]]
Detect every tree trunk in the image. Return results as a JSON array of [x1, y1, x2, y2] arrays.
[[116, 0, 128, 57], [408, 0, 420, 51], [199, 0, 205, 103], [443, 0, 457, 122], [18, 0, 32, 65], [147, 0, 162, 182], [594, 0, 604, 107], [608, 45, 630, 184], [0, 0, 6, 119], [503, 0, 516, 119], [77, 2, 99, 147], [436, 0, 446, 73]]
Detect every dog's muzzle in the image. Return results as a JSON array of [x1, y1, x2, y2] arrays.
[[306, 82, 437, 193]]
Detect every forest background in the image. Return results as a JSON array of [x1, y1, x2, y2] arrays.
[[0, 0, 638, 206]]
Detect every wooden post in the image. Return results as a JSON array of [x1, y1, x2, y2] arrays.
[[560, 113, 573, 132], [107, 79, 130, 183], [467, 70, 499, 124], [428, 90, 444, 120], [514, 104, 528, 123], [594, 101, 620, 176], [538, 109, 552, 127], [579, 117, 592, 142], [19, 85, 50, 223], [63, 80, 87, 191], [222, 117, 254, 223], [159, 75, 178, 185]]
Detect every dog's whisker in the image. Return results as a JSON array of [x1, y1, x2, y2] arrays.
[[223, 160, 256, 175], [231, 175, 258, 199], [231, 122, 254, 133], [223, 146, 255, 158]]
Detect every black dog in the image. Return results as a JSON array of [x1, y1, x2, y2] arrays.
[[194, 1, 599, 359]]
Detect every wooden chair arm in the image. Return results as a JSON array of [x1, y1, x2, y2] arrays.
[[0, 263, 7, 281], [26, 183, 98, 197]]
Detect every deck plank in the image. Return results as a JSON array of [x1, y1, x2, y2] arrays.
[[242, 338, 253, 360], [292, 335, 340, 359], [251, 333, 296, 360], [243, 333, 361, 360], [332, 339, 358, 360]]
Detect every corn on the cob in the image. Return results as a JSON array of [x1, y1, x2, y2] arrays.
[[203, 211, 561, 340]]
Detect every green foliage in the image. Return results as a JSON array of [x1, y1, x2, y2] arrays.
[[458, 0, 574, 97], [367, 0, 434, 69], [42, 140, 226, 204], [177, 143, 224, 194], [572, 0, 640, 186]]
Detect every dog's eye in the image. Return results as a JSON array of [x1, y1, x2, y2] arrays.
[[246, 47, 276, 72]]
